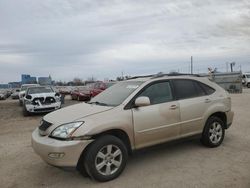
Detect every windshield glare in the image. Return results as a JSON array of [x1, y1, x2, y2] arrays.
[[90, 81, 143, 106], [27, 87, 53, 94]]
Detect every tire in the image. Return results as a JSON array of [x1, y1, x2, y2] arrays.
[[23, 105, 30, 116], [19, 100, 23, 106], [247, 83, 250, 88], [78, 135, 128, 182], [201, 116, 225, 148]]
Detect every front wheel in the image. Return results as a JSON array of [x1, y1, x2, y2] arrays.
[[78, 135, 128, 182], [201, 116, 225, 147], [23, 105, 30, 116], [247, 83, 250, 88]]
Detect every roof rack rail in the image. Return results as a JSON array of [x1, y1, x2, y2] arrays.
[[151, 72, 202, 78], [127, 72, 204, 80], [127, 74, 154, 80]]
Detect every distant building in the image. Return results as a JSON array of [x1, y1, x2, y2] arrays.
[[21, 74, 37, 84], [38, 76, 52, 85], [0, 84, 10, 89], [8, 82, 21, 88]]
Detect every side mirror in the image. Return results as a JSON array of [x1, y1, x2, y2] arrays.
[[55, 93, 60, 97], [134, 96, 150, 107]]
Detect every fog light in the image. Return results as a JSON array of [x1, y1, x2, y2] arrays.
[[48, 152, 65, 159]]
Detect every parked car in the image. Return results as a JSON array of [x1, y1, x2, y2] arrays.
[[242, 73, 250, 88], [71, 87, 91, 101], [23, 86, 61, 116], [0, 89, 8, 100], [59, 87, 72, 95], [90, 81, 116, 97], [19, 84, 40, 106], [32, 74, 234, 182], [11, 88, 20, 99]]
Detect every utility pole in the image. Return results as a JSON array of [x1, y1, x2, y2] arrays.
[[191, 56, 193, 74], [230, 62, 235, 72]]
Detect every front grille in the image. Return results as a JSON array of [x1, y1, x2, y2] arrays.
[[35, 107, 55, 112], [44, 97, 56, 104], [32, 97, 56, 105], [39, 120, 52, 131]]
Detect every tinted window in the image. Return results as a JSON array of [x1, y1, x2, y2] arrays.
[[198, 82, 215, 95], [173, 80, 197, 100], [138, 81, 173, 105], [193, 81, 206, 97]]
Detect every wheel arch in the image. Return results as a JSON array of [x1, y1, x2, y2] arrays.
[[206, 112, 227, 129], [91, 129, 133, 155]]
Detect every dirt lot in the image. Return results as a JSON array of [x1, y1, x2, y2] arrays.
[[0, 91, 250, 188]]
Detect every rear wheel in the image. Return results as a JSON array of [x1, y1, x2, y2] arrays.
[[78, 135, 128, 182], [247, 83, 250, 88], [201, 116, 225, 147]]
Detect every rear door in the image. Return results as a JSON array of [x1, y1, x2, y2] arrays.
[[132, 80, 181, 149], [172, 79, 214, 137]]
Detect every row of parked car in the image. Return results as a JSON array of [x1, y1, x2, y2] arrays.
[[16, 81, 115, 116], [70, 82, 115, 101], [0, 88, 20, 100]]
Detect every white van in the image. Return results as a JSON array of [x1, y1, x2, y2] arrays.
[[242, 73, 250, 88]]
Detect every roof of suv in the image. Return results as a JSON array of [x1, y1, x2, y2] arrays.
[[126, 73, 209, 82]]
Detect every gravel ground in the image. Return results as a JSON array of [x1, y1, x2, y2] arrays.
[[0, 91, 250, 188]]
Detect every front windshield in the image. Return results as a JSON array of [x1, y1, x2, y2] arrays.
[[90, 81, 143, 106], [28, 87, 53, 94], [21, 86, 28, 91]]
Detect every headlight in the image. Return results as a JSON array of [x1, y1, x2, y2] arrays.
[[51, 122, 83, 139], [55, 97, 61, 102], [25, 100, 32, 104]]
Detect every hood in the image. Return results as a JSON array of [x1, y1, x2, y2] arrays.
[[43, 102, 113, 125]]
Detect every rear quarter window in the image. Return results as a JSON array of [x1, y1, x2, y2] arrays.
[[198, 82, 215, 95]]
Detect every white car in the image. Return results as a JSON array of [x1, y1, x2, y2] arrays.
[[242, 73, 250, 88], [19, 84, 40, 105], [23, 86, 61, 116]]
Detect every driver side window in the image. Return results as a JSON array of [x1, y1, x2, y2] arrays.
[[139, 81, 173, 105]]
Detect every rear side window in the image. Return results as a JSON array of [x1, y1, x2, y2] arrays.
[[193, 81, 206, 97], [198, 82, 215, 95], [139, 81, 173, 105], [173, 80, 197, 100]]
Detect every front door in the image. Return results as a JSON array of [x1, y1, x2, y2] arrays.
[[132, 81, 181, 149]]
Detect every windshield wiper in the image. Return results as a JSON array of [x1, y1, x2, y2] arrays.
[[88, 101, 108, 106]]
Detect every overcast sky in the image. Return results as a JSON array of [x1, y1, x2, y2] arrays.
[[0, 0, 249, 83]]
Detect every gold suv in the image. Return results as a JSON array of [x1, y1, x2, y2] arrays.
[[32, 74, 234, 182]]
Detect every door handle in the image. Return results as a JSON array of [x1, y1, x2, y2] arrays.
[[205, 99, 211, 103], [170, 105, 178, 110]]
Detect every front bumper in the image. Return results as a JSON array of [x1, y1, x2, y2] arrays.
[[25, 102, 61, 113], [225, 111, 234, 129], [31, 128, 93, 167]]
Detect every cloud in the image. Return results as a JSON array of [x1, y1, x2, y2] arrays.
[[0, 0, 249, 83]]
